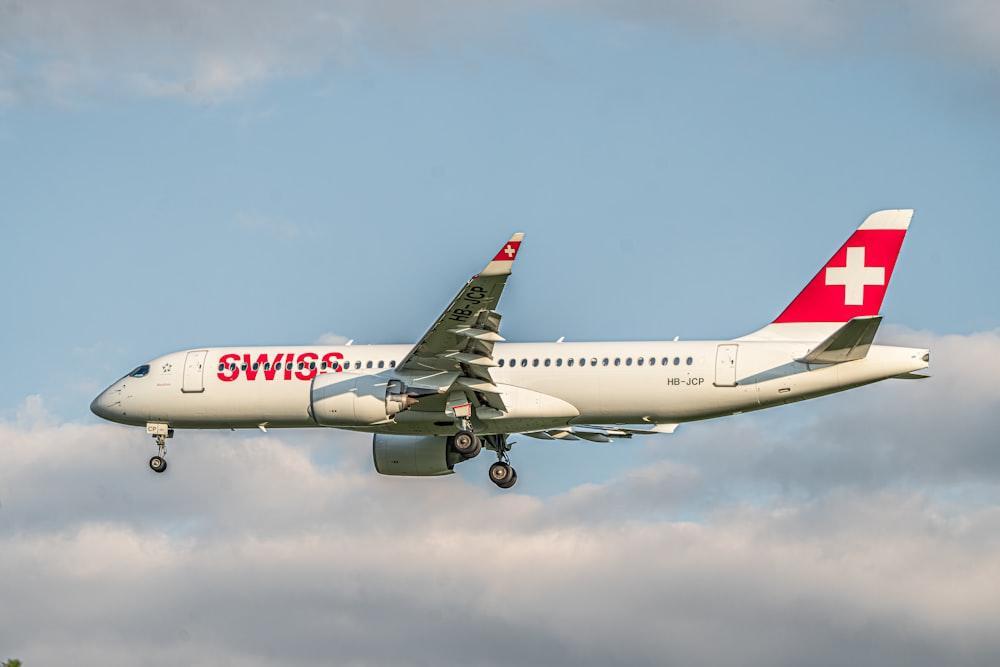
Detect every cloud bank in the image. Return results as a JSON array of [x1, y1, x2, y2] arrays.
[[1, 328, 999, 665], [2, 0, 1000, 105]]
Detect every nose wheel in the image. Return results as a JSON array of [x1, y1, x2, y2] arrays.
[[146, 423, 172, 474]]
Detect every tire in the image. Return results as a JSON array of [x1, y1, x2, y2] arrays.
[[149, 456, 167, 473], [498, 468, 518, 489], [489, 462, 514, 487], [452, 430, 480, 457]]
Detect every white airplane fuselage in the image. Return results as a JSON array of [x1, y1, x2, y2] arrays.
[[91, 339, 929, 434], [90, 209, 927, 486]]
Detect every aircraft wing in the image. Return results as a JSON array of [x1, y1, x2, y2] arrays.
[[395, 233, 524, 412]]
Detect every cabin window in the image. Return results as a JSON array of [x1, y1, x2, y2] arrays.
[[661, 357, 669, 366], [567, 358, 575, 367], [390, 360, 396, 368], [218, 364, 225, 372], [544, 359, 551, 367], [686, 357, 693, 365], [674, 357, 681, 365], [241, 363, 248, 371], [626, 357, 633, 366], [531, 359, 538, 367], [581, 358, 587, 366], [590, 358, 598, 366], [331, 361, 340, 370], [264, 362, 271, 371], [637, 357, 645, 366], [602, 358, 609, 366], [366, 361, 373, 369], [253, 362, 260, 371], [520, 359, 528, 367], [355, 361, 361, 370], [614, 358, 621, 366], [555, 358, 563, 367], [498, 359, 505, 367]]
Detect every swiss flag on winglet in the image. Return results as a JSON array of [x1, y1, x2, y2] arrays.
[[492, 240, 521, 262], [774, 210, 911, 324]]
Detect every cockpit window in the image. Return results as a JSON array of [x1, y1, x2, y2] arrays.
[[128, 365, 150, 378]]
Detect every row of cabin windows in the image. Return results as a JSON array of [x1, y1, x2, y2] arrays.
[[219, 356, 695, 373], [219, 359, 398, 372], [498, 356, 694, 368]]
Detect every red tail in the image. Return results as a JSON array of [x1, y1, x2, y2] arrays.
[[774, 210, 912, 324]]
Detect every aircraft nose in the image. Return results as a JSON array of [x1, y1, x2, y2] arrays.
[[90, 386, 124, 421], [90, 392, 111, 419]]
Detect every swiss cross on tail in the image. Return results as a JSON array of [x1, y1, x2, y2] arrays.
[[774, 210, 912, 323]]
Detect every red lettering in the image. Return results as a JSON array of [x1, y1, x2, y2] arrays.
[[296, 352, 318, 380], [321, 351, 344, 373], [243, 353, 273, 381], [263, 353, 284, 381], [218, 353, 240, 382]]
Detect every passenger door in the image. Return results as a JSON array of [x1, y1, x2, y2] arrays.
[[182, 350, 209, 393]]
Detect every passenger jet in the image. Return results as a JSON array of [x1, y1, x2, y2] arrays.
[[91, 209, 928, 488]]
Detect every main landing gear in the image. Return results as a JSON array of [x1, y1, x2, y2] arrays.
[[447, 423, 517, 489], [146, 423, 173, 474]]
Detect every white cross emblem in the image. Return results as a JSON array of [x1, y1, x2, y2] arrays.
[[503, 244, 516, 258], [825, 246, 884, 306]]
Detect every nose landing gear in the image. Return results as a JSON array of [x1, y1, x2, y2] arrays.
[[146, 423, 173, 474]]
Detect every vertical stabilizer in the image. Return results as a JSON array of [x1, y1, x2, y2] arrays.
[[742, 209, 912, 341]]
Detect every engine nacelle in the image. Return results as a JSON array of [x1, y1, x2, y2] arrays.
[[372, 434, 457, 476], [311, 374, 418, 427]]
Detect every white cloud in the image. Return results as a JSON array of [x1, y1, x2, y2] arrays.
[[1, 328, 999, 664], [315, 331, 351, 345], [2, 1, 1000, 105]]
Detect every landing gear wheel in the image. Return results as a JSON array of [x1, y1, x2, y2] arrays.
[[489, 461, 517, 488], [149, 455, 168, 473], [452, 430, 481, 458]]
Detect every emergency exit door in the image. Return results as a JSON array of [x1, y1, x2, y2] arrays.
[[714, 344, 738, 387], [182, 350, 208, 393]]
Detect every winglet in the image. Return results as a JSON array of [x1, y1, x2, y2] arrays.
[[480, 232, 525, 277]]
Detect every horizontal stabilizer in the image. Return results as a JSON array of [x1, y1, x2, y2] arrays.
[[798, 316, 881, 364], [893, 372, 931, 380]]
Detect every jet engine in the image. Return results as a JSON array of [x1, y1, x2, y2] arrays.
[[311, 375, 419, 427], [372, 434, 459, 476]]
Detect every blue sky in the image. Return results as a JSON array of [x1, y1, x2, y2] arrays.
[[2, 5, 997, 421], [1, 3, 1000, 665]]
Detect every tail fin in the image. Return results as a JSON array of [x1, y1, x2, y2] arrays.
[[743, 209, 912, 341]]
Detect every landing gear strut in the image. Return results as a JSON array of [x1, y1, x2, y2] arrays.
[[485, 434, 517, 489], [146, 423, 173, 474]]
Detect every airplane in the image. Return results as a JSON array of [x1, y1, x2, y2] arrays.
[[91, 209, 929, 489]]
